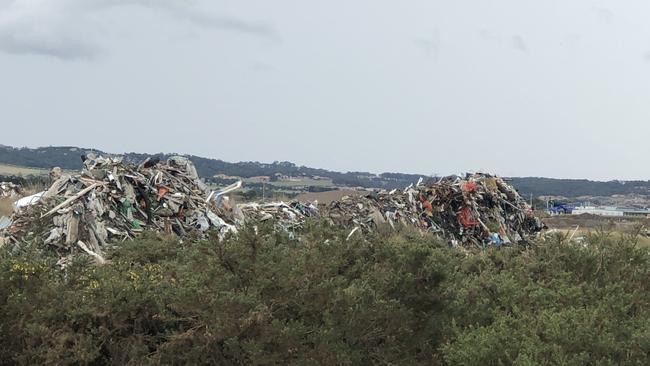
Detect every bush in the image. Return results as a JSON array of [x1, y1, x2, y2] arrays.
[[0, 224, 649, 365]]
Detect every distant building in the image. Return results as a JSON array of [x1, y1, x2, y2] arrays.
[[248, 176, 270, 183], [621, 209, 650, 218], [572, 206, 624, 217], [572, 206, 650, 218]]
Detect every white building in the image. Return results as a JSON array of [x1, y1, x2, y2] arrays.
[[572, 206, 624, 217], [572, 206, 650, 217]]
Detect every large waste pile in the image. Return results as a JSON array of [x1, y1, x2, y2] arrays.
[[326, 174, 543, 247], [235, 202, 319, 237], [0, 155, 543, 263], [1, 155, 240, 263], [0, 182, 21, 198]]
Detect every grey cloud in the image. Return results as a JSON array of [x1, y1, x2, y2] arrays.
[[96, 0, 278, 38], [561, 34, 581, 49], [593, 7, 614, 24], [478, 30, 528, 53], [251, 62, 275, 72], [171, 8, 277, 39], [414, 30, 441, 56], [0, 32, 100, 60], [0, 1, 100, 60], [478, 29, 497, 42], [512, 35, 527, 52], [414, 38, 438, 51], [0, 0, 277, 60]]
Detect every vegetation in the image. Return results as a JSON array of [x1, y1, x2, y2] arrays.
[[0, 145, 430, 189], [1, 223, 649, 365], [0, 198, 13, 216], [0, 174, 49, 189], [0, 146, 422, 189], [0, 163, 49, 177], [4, 145, 650, 196], [509, 177, 650, 198]]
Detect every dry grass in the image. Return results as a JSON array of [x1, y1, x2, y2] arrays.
[[0, 163, 48, 176], [544, 214, 650, 248], [550, 227, 650, 248], [21, 182, 48, 196], [0, 198, 13, 216], [544, 214, 650, 230]]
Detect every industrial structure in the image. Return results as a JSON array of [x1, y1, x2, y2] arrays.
[[571, 206, 650, 218]]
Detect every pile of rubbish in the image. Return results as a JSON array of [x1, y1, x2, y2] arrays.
[[235, 202, 319, 237], [326, 174, 543, 247], [0, 182, 21, 198], [1, 155, 242, 263], [0, 154, 543, 263]]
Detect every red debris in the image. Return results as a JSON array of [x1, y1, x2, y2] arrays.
[[457, 207, 478, 228]]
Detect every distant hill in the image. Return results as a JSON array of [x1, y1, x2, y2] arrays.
[[508, 177, 650, 198], [1, 145, 649, 197], [0, 145, 425, 190]]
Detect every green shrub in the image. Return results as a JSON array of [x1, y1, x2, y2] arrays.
[[0, 224, 649, 365]]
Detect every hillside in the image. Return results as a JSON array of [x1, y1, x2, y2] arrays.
[[508, 177, 650, 198], [0, 145, 427, 190], [2, 145, 650, 197]]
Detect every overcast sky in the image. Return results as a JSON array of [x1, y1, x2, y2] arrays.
[[1, 0, 649, 180]]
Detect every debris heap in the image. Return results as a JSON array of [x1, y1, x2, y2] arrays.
[[235, 201, 319, 237], [0, 182, 21, 198], [1, 154, 543, 262], [326, 174, 543, 246], [2, 155, 237, 262]]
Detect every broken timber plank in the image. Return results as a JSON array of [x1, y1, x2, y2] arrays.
[[41, 183, 99, 218]]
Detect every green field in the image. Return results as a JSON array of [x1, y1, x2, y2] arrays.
[[0, 163, 49, 176]]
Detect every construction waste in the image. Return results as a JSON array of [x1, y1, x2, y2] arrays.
[[0, 216, 10, 231], [1, 155, 242, 264], [0, 156, 543, 264], [234, 202, 319, 237], [327, 175, 543, 247], [0, 182, 21, 198]]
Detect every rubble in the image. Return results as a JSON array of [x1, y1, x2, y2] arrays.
[[325, 174, 543, 247], [0, 216, 10, 231], [0, 182, 21, 198], [14, 191, 45, 211], [0, 155, 543, 262], [2, 155, 239, 261], [236, 201, 319, 237]]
